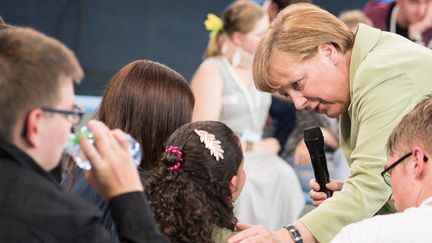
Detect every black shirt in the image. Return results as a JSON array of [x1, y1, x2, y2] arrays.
[[0, 142, 168, 243]]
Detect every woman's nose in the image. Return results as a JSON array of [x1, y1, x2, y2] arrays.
[[289, 91, 307, 110]]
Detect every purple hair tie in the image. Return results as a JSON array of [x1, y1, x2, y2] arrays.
[[165, 145, 183, 171]]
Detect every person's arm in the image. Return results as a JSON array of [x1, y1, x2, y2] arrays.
[[109, 192, 169, 243], [191, 60, 223, 121], [244, 137, 280, 155], [293, 127, 339, 166], [228, 222, 315, 243], [81, 120, 169, 243], [321, 127, 339, 150]]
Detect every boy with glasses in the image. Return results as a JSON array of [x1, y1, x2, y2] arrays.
[[331, 93, 432, 242], [0, 27, 167, 242]]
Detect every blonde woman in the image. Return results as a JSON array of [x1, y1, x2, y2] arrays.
[[230, 3, 432, 243]]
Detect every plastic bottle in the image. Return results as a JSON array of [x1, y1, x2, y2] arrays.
[[64, 126, 142, 170]]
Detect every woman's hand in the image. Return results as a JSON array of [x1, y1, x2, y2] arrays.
[[80, 120, 143, 200], [253, 137, 280, 155], [309, 178, 344, 206], [228, 224, 282, 243]]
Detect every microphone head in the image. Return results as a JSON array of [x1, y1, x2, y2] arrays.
[[304, 126, 324, 150]]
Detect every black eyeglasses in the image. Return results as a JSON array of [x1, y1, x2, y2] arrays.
[[41, 104, 84, 126], [381, 152, 412, 186]]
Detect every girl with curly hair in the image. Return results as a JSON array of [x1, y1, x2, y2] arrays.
[[145, 121, 245, 243]]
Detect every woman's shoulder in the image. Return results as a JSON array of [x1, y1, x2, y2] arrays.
[[192, 56, 226, 88], [199, 56, 226, 71]]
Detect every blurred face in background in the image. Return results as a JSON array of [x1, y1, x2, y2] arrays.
[[263, 0, 280, 21], [397, 0, 430, 25], [237, 15, 270, 55]]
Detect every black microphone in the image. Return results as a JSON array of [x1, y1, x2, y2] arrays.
[[304, 126, 333, 198]]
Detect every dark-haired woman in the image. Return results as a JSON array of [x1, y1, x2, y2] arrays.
[[61, 60, 195, 242], [145, 121, 245, 243]]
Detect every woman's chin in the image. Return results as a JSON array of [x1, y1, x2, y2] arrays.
[[324, 109, 341, 118]]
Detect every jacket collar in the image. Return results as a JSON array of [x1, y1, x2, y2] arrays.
[[349, 23, 382, 93], [0, 142, 60, 187]]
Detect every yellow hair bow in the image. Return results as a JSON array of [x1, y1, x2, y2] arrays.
[[204, 13, 223, 39]]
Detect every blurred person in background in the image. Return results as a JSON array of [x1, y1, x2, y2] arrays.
[[339, 9, 373, 31], [364, 0, 432, 47], [192, 0, 304, 230]]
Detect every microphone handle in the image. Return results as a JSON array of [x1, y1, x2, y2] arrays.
[[310, 151, 333, 198]]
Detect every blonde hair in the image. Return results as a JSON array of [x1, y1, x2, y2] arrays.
[[253, 3, 354, 92], [387, 94, 432, 156], [204, 0, 265, 59], [339, 10, 372, 32]]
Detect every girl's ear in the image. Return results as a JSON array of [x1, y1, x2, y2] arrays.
[[229, 175, 238, 195], [231, 31, 244, 46]]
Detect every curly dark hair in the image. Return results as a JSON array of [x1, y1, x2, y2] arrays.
[[145, 121, 243, 243]]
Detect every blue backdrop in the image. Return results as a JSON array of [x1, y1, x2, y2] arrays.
[[0, 0, 369, 96]]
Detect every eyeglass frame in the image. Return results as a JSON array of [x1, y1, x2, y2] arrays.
[[41, 104, 85, 126], [381, 151, 413, 186]]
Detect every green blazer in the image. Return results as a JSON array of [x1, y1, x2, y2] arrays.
[[300, 24, 432, 243]]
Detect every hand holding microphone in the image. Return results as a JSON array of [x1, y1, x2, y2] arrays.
[[304, 126, 348, 207], [309, 179, 344, 206]]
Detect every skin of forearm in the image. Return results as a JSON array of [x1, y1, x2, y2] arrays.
[[320, 127, 339, 150], [273, 221, 317, 243]]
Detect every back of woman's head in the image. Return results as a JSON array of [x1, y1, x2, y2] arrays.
[[204, 0, 265, 58], [97, 60, 194, 170], [145, 121, 243, 243], [253, 3, 354, 92], [62, 60, 194, 186]]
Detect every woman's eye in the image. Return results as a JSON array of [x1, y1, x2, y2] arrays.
[[277, 90, 290, 99], [291, 80, 302, 90]]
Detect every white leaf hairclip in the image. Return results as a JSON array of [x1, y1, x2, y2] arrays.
[[194, 129, 224, 161]]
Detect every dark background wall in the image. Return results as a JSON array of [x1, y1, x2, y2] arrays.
[[0, 0, 369, 95]]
